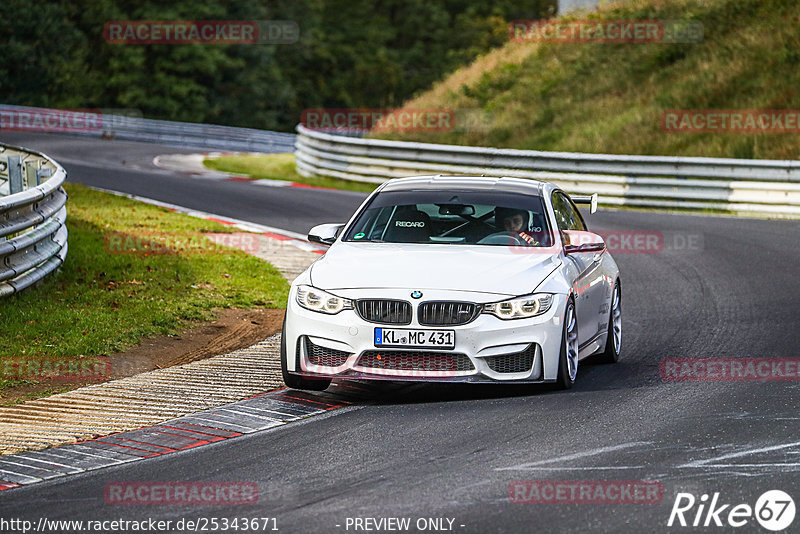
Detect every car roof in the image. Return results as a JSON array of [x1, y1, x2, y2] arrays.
[[378, 175, 551, 196]]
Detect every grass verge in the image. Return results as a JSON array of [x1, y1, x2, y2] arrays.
[[0, 184, 289, 396], [204, 153, 379, 193], [375, 0, 800, 160]]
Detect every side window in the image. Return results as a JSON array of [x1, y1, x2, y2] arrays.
[[551, 192, 587, 231], [551, 192, 573, 231], [563, 195, 587, 231]]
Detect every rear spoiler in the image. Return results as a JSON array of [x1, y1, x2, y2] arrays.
[[571, 193, 598, 214]]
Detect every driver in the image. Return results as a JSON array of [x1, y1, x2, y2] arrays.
[[496, 207, 539, 246]]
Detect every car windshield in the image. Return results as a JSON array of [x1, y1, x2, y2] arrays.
[[343, 190, 553, 246]]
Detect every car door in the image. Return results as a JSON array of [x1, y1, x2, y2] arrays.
[[552, 191, 606, 345]]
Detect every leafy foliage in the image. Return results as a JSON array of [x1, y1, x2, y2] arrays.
[[0, 0, 556, 131]]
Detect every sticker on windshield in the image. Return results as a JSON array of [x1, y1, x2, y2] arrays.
[[354, 233, 365, 239]]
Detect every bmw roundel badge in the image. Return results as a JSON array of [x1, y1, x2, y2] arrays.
[[411, 290, 423, 299]]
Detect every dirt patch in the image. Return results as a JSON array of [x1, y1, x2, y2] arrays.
[[1, 308, 285, 405]]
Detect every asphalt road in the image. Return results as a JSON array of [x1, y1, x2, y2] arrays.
[[1, 133, 799, 533], [0, 132, 366, 234]]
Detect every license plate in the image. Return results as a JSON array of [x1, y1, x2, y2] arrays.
[[374, 328, 455, 349]]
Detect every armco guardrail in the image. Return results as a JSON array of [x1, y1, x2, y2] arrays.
[[294, 124, 800, 216], [0, 144, 68, 297], [1, 104, 295, 153]]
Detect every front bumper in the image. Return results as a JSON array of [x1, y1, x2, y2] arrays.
[[284, 287, 567, 383]]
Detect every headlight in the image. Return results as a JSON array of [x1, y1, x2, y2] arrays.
[[296, 285, 353, 314], [483, 293, 553, 319]]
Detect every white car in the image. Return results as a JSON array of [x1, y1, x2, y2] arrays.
[[281, 176, 621, 391]]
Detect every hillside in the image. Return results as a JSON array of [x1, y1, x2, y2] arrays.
[[0, 0, 555, 132], [374, 0, 800, 160]]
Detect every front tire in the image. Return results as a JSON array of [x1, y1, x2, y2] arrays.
[[556, 297, 579, 389], [280, 317, 331, 391], [597, 281, 621, 364]]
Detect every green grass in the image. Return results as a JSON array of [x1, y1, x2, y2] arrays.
[[204, 153, 379, 193], [375, 0, 800, 160], [0, 184, 289, 393]]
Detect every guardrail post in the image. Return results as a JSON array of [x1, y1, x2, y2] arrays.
[[24, 160, 40, 187], [7, 155, 23, 194], [36, 167, 53, 184]]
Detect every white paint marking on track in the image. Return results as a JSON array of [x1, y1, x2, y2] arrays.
[[684, 463, 800, 468], [495, 441, 652, 471], [498, 466, 648, 471], [677, 440, 800, 468]]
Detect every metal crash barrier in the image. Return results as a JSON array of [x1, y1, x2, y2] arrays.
[[0, 144, 68, 297], [295, 124, 800, 216]]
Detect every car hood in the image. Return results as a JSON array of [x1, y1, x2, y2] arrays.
[[309, 242, 561, 297]]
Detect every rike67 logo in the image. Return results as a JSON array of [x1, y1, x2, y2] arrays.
[[668, 490, 795, 531]]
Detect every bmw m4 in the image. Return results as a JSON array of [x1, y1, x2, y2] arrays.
[[281, 175, 621, 391]]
